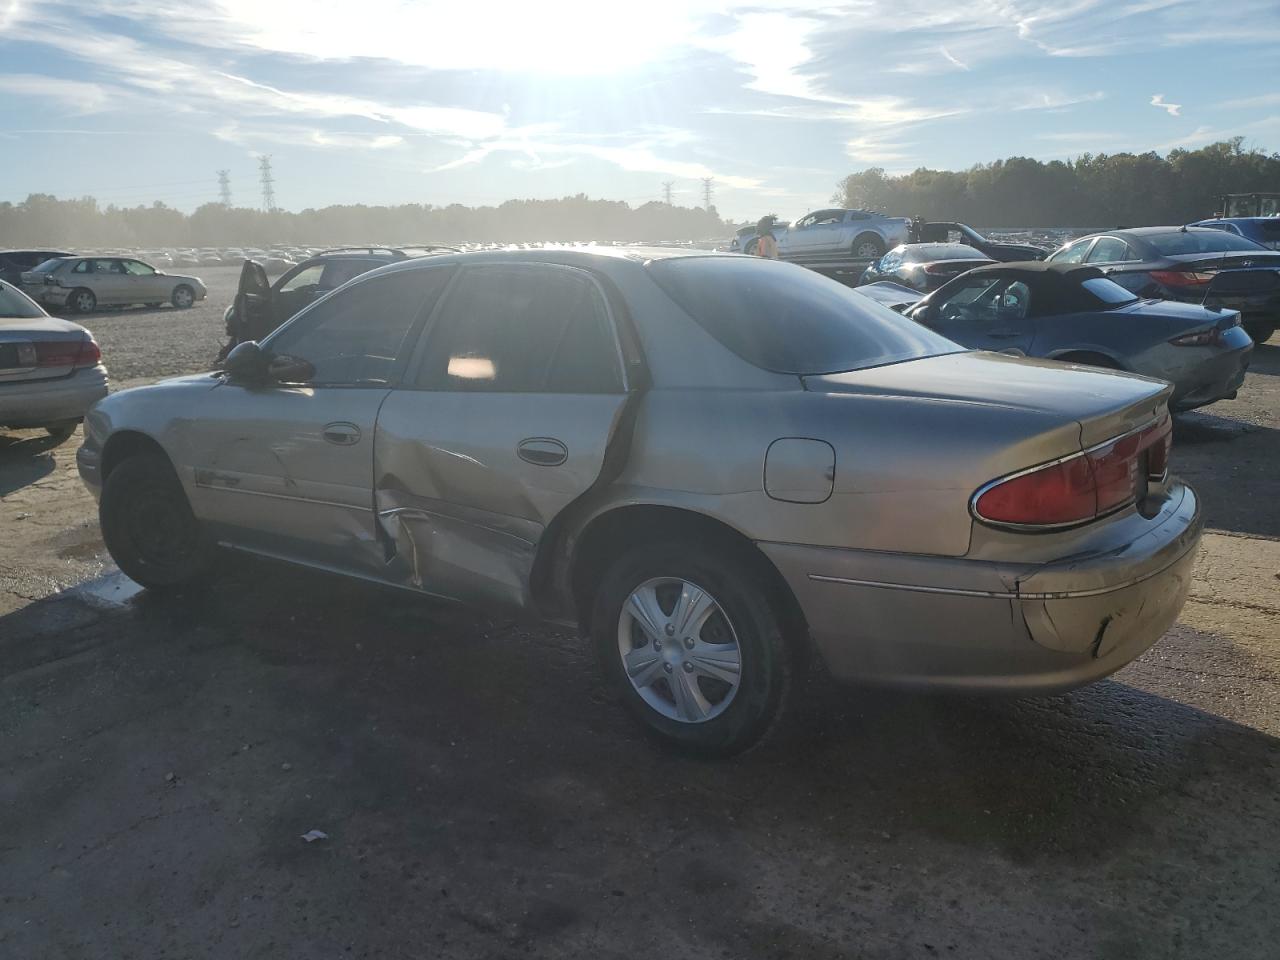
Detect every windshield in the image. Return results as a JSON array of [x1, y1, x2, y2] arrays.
[[30, 258, 65, 273], [648, 256, 958, 375], [0, 282, 46, 318], [1146, 231, 1266, 256], [1081, 277, 1140, 306]]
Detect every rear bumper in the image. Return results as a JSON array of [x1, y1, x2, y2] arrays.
[[760, 482, 1202, 694], [0, 365, 108, 428], [1168, 335, 1252, 411]]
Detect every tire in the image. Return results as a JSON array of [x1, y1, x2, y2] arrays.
[[591, 540, 796, 757], [69, 288, 96, 314], [1244, 321, 1275, 345], [852, 233, 884, 259], [1056, 351, 1121, 370], [743, 237, 760, 256], [99, 453, 212, 589], [171, 285, 195, 309], [44, 420, 79, 442]]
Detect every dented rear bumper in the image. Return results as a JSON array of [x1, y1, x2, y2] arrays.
[[759, 482, 1202, 693]]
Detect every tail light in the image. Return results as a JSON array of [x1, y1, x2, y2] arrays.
[[973, 417, 1172, 528], [1170, 328, 1220, 346], [34, 338, 101, 368], [1150, 269, 1214, 288]]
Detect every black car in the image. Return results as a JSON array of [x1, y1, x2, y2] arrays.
[[0, 249, 73, 287], [220, 246, 457, 357], [857, 243, 994, 292], [1047, 226, 1280, 344], [910, 222, 1048, 262]]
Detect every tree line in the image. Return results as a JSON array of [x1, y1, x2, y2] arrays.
[[832, 139, 1278, 228], [0, 193, 734, 248]]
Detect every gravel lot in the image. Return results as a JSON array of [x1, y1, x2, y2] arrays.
[[1, 272, 1279, 959]]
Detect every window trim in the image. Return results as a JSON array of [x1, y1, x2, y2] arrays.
[[400, 261, 630, 395]]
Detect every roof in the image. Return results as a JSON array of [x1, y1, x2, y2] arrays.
[[938, 260, 1108, 313], [368, 244, 727, 278], [1104, 225, 1227, 238]]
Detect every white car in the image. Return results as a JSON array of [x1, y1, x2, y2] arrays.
[[0, 279, 108, 439], [22, 256, 207, 314]]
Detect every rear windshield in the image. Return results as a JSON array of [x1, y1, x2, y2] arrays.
[[30, 258, 66, 273], [648, 256, 958, 375], [905, 244, 986, 262], [0, 283, 45, 318], [1081, 277, 1139, 306], [1146, 232, 1266, 256]]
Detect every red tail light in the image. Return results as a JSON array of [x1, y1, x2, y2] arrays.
[[973, 417, 1172, 528], [1150, 269, 1214, 288], [33, 338, 100, 368]]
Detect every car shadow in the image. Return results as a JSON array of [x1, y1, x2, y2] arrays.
[[1172, 410, 1280, 538], [1243, 338, 1279, 374], [0, 430, 62, 494]]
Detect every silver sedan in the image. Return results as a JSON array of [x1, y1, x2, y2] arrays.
[[0, 280, 108, 439], [22, 256, 207, 314], [77, 249, 1201, 756]]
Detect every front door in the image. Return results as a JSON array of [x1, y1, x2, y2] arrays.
[[88, 259, 131, 304], [374, 262, 631, 610], [921, 274, 1038, 354], [187, 266, 451, 572], [122, 258, 168, 302]]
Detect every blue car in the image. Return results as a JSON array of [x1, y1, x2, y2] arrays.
[[1188, 217, 1280, 252]]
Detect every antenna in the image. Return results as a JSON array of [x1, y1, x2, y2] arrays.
[[662, 181, 674, 205], [701, 177, 714, 210], [258, 155, 277, 212], [217, 169, 232, 207]]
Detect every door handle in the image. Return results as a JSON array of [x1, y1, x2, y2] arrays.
[[322, 421, 362, 446], [517, 437, 568, 466]]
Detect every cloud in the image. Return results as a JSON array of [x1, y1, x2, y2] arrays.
[[1150, 93, 1182, 117], [939, 46, 969, 70], [0, 73, 116, 113]]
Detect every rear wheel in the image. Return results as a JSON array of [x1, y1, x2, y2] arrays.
[[100, 454, 212, 589], [591, 540, 796, 757], [69, 288, 96, 314], [1244, 321, 1275, 345], [171, 285, 195, 309], [44, 420, 79, 442], [852, 233, 885, 259]]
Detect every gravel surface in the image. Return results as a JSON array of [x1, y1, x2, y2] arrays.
[[1, 292, 1278, 959]]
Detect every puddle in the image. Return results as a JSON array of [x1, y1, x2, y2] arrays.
[[74, 570, 145, 608]]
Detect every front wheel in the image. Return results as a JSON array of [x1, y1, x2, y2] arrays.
[[171, 285, 196, 309], [591, 541, 796, 757], [100, 454, 212, 589]]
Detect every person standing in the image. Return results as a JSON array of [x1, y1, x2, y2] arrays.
[[755, 215, 779, 259]]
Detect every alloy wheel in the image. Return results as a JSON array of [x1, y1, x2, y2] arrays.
[[616, 577, 743, 723]]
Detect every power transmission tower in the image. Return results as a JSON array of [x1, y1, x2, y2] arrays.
[[217, 169, 232, 207], [662, 181, 674, 205], [258, 156, 277, 212], [701, 177, 714, 210]]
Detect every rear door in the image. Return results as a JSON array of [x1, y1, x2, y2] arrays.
[[186, 266, 452, 572], [373, 262, 631, 609]]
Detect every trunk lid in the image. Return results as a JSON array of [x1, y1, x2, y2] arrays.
[[804, 351, 1171, 449], [0, 317, 92, 384]]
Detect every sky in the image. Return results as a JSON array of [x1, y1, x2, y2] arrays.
[[1, 0, 1278, 222]]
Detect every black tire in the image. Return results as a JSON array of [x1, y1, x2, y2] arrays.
[[1244, 321, 1275, 345], [100, 453, 212, 589], [591, 540, 797, 758], [44, 420, 79, 442], [1056, 351, 1121, 370], [69, 288, 96, 314], [743, 237, 760, 256], [171, 285, 196, 309], [852, 233, 884, 259]]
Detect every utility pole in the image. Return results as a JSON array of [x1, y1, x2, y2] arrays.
[[258, 156, 277, 212], [662, 181, 674, 205], [217, 169, 232, 207], [701, 177, 714, 210]]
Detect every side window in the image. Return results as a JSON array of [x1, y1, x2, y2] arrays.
[[1052, 239, 1092, 264], [414, 265, 623, 394], [123, 260, 155, 276], [999, 281, 1031, 320], [1085, 237, 1133, 263], [936, 277, 1011, 326], [278, 264, 325, 294], [266, 267, 454, 386], [319, 259, 376, 290], [73, 260, 91, 274], [846, 210, 869, 221]]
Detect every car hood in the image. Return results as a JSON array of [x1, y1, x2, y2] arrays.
[[804, 351, 1171, 448]]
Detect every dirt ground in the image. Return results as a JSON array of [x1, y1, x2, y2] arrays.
[[2, 269, 1279, 959]]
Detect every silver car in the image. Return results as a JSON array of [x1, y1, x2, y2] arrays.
[[77, 249, 1201, 756], [22, 256, 207, 314], [776, 208, 912, 262], [0, 280, 108, 439]]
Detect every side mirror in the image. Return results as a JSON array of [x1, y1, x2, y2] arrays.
[[223, 340, 271, 384]]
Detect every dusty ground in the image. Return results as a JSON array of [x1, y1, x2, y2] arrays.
[[2, 271, 1279, 958]]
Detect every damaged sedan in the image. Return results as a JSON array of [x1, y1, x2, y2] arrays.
[[78, 249, 1202, 756]]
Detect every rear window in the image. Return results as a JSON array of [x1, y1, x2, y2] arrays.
[[30, 259, 65, 273], [0, 283, 45, 318], [1081, 277, 1139, 306], [648, 256, 958, 375], [1145, 231, 1266, 256]]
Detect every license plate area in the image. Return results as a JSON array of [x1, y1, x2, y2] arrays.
[[0, 342, 36, 370]]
